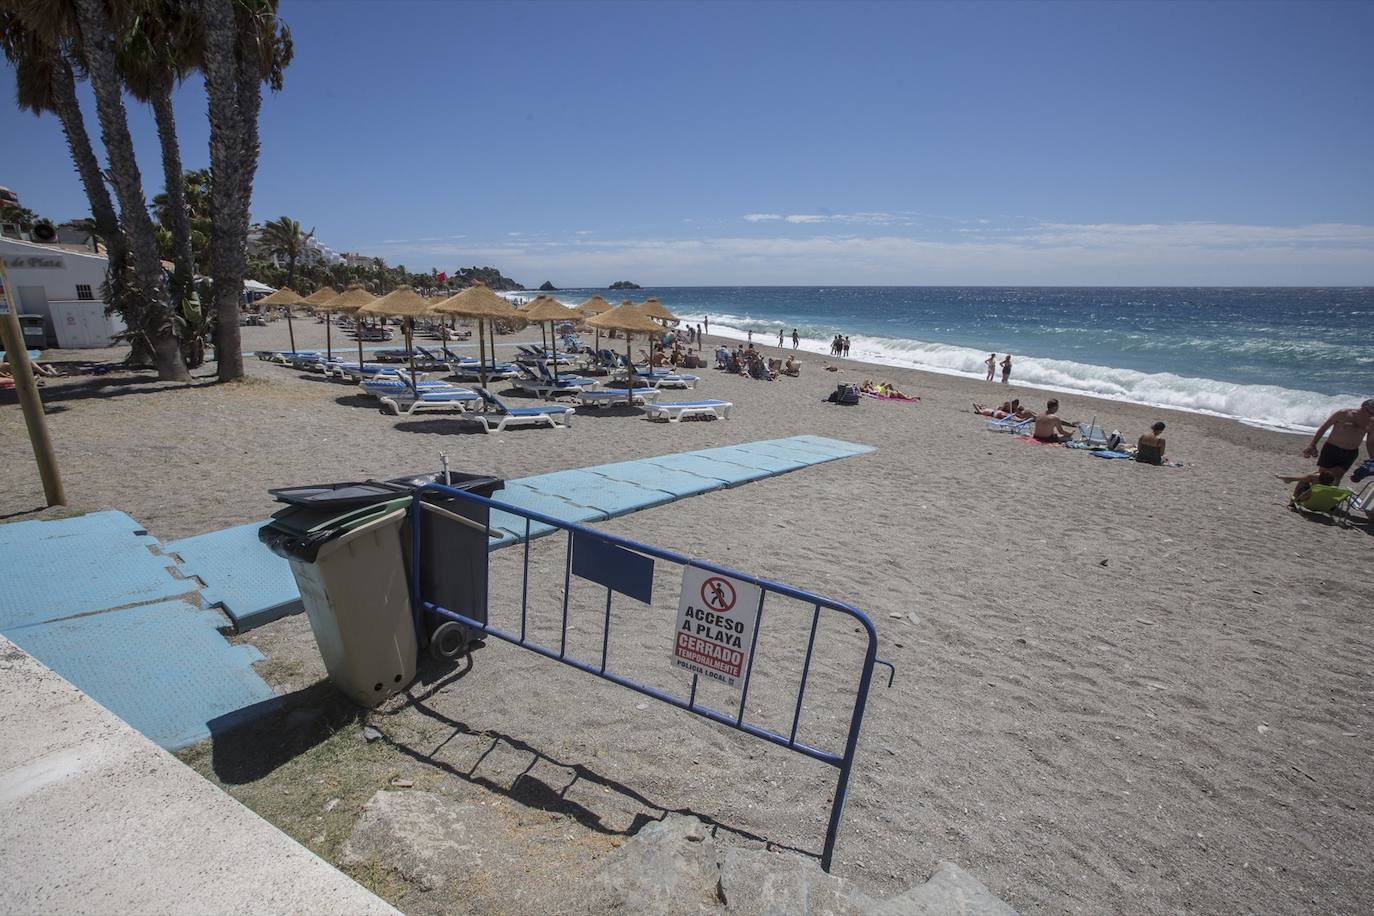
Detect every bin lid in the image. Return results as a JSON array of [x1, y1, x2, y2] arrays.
[[268, 480, 412, 509], [266, 496, 412, 537]]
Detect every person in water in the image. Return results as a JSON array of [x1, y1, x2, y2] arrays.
[[1032, 399, 1077, 443], [985, 353, 996, 382], [1136, 422, 1167, 465], [1000, 354, 1013, 384]]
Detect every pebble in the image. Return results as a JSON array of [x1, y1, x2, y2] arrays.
[[390, 778, 413, 788]]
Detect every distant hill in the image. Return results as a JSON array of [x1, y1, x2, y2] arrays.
[[538, 280, 557, 291], [608, 280, 641, 290]]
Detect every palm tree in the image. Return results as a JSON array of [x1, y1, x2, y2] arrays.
[[259, 216, 312, 291], [152, 168, 211, 272], [201, 0, 292, 382], [117, 0, 201, 310], [0, 6, 145, 362], [70, 0, 188, 380]]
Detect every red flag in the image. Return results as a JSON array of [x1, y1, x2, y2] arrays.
[[436, 271, 447, 283]]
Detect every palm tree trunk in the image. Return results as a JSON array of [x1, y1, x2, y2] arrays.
[[47, 56, 150, 366], [150, 80, 194, 310], [202, 0, 267, 382], [73, 0, 188, 382]]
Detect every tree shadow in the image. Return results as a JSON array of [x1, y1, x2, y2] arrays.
[[12, 373, 214, 405]]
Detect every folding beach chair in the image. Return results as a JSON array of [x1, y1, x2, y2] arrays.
[[986, 415, 1033, 434], [1291, 484, 1356, 514], [468, 387, 574, 433]]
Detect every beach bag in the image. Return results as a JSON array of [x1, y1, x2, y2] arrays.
[[1106, 431, 1124, 451], [827, 383, 860, 405], [1352, 458, 1374, 484]]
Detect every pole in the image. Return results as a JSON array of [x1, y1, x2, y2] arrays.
[[478, 318, 488, 390], [0, 261, 66, 506], [325, 311, 332, 361], [355, 310, 364, 371], [285, 305, 296, 352]]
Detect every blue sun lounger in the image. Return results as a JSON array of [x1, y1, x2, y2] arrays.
[[471, 387, 575, 433], [379, 386, 481, 416], [645, 399, 733, 422]]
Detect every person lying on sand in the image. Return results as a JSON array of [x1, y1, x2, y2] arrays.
[[1032, 399, 1078, 443], [973, 400, 1015, 418], [0, 360, 60, 379], [1009, 399, 1035, 419], [877, 381, 917, 399]]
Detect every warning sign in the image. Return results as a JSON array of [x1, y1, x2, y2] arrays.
[[672, 566, 760, 688]]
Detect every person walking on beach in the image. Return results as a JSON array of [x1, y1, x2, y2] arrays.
[[778, 329, 784, 348], [986, 353, 996, 381], [1282, 399, 1374, 497], [792, 329, 799, 349], [747, 328, 753, 344], [842, 336, 851, 357], [1000, 354, 1012, 384], [704, 316, 709, 336]]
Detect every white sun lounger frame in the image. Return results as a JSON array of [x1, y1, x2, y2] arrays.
[[646, 400, 732, 422]]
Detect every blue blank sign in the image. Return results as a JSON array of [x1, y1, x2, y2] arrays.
[[572, 532, 654, 604]]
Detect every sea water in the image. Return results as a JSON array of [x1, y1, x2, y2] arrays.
[[534, 286, 1370, 431]]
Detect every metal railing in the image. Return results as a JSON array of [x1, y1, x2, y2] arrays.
[[408, 482, 894, 870]]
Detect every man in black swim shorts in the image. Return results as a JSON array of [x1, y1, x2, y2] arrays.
[[1285, 398, 1374, 497]]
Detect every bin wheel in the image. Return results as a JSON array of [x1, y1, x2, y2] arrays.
[[430, 621, 470, 661]]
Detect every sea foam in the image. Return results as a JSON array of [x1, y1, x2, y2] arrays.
[[701, 315, 1357, 432]]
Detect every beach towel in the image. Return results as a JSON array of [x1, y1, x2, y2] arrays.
[[1089, 450, 1133, 459], [863, 392, 920, 403], [1015, 435, 1063, 447]]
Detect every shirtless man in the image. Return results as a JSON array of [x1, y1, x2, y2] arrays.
[[1283, 399, 1374, 496], [985, 353, 996, 381], [1032, 399, 1077, 443]]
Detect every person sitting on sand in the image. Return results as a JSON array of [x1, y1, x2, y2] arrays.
[[1293, 399, 1374, 494], [1136, 422, 1168, 465], [782, 354, 800, 376], [1009, 399, 1035, 419], [1032, 399, 1077, 443]]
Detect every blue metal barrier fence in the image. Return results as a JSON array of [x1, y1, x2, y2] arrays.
[[408, 482, 895, 871]]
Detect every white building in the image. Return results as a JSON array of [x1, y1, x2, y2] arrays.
[[0, 236, 125, 348], [247, 228, 345, 268]]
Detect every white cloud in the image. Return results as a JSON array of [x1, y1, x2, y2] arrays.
[[360, 220, 1374, 286]]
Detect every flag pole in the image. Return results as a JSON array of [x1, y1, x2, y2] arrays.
[[0, 259, 66, 506]]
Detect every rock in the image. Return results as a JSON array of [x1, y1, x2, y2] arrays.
[[598, 814, 721, 913], [907, 612, 920, 626], [538, 280, 558, 291], [450, 266, 524, 291], [340, 790, 487, 892], [717, 846, 876, 914], [390, 778, 413, 788], [362, 725, 384, 743], [608, 280, 642, 290], [871, 861, 1018, 916]]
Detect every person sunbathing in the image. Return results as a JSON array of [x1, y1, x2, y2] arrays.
[[973, 401, 1014, 418], [782, 355, 800, 376], [0, 360, 60, 379], [861, 379, 878, 394], [1032, 399, 1077, 443], [878, 382, 917, 400]]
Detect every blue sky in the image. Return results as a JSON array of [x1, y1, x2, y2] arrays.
[[3, 0, 1372, 285]]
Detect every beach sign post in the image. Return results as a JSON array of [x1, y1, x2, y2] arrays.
[[672, 566, 760, 689], [0, 259, 66, 506]]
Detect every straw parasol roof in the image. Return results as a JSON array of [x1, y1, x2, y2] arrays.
[[431, 283, 521, 320], [639, 297, 678, 323], [355, 285, 432, 318], [577, 294, 611, 316], [522, 295, 581, 323], [255, 287, 302, 306], [297, 286, 339, 306], [585, 300, 665, 335], [317, 283, 376, 313]]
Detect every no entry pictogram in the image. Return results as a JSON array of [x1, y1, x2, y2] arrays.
[[673, 567, 761, 688], [700, 576, 736, 613]]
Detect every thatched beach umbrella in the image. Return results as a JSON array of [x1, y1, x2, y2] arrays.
[[578, 295, 611, 352], [522, 296, 581, 382], [319, 284, 376, 367], [356, 285, 433, 379], [431, 284, 522, 389], [585, 301, 666, 406], [255, 287, 303, 352], [640, 297, 678, 325]]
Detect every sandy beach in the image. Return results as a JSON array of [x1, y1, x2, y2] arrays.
[[2, 319, 1371, 915]]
